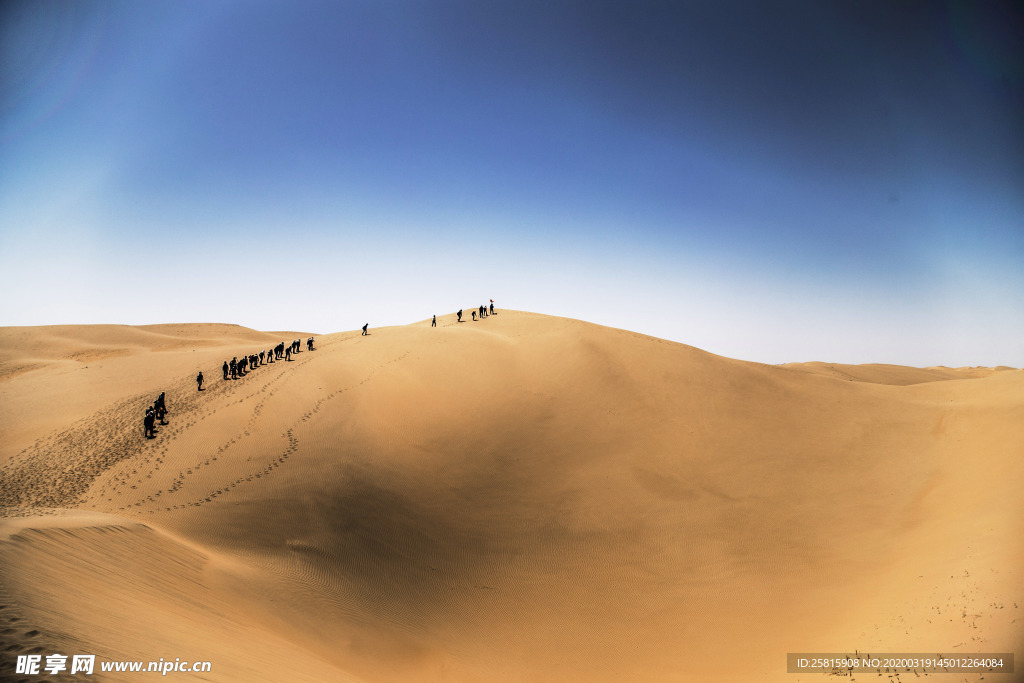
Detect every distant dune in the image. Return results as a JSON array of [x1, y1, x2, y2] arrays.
[[1, 312, 1021, 681], [782, 361, 1017, 385]]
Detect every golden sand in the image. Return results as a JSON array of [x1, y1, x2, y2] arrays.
[[1, 312, 1021, 681]]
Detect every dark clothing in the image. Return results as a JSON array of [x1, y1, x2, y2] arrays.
[[431, 315, 436, 327], [196, 372, 204, 390], [362, 324, 368, 336]]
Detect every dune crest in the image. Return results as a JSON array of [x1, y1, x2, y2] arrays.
[[2, 311, 1021, 681]]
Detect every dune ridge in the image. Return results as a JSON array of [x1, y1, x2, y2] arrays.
[[1, 311, 1021, 681], [782, 361, 1017, 385]]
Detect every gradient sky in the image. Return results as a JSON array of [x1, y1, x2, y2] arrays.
[[2, 0, 1022, 365]]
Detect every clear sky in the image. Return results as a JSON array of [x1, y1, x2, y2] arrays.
[[2, 0, 1022, 365]]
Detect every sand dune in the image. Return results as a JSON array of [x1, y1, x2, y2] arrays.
[[782, 361, 1017, 385], [1, 311, 1021, 681]]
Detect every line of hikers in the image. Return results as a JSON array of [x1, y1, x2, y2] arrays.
[[144, 338, 315, 438], [221, 338, 315, 381], [146, 300, 497, 439], [452, 300, 496, 324]]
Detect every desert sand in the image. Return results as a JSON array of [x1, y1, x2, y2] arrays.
[[1, 311, 1021, 682]]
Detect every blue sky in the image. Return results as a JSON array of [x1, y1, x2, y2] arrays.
[[2, 0, 1022, 365]]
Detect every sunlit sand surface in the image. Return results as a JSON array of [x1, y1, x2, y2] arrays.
[[2, 312, 1021, 681]]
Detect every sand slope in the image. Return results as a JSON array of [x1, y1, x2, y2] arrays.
[[1, 311, 1021, 681]]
